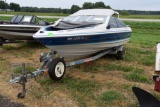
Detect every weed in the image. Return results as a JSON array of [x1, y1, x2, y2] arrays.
[[142, 53, 155, 66], [100, 90, 123, 103], [1, 45, 18, 50], [0, 57, 5, 61], [122, 84, 131, 90], [124, 72, 150, 83], [20, 42, 45, 49], [59, 76, 98, 106], [60, 76, 97, 93], [127, 102, 139, 107], [73, 94, 87, 107], [106, 81, 116, 88], [39, 77, 53, 85], [13, 65, 36, 75], [134, 68, 144, 74], [104, 64, 117, 71], [30, 87, 43, 99]]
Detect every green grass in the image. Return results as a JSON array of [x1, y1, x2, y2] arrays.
[[37, 76, 98, 107], [76, 61, 144, 74], [100, 90, 123, 103], [121, 84, 131, 90], [0, 16, 12, 20], [121, 15, 160, 19], [59, 76, 97, 95], [0, 57, 6, 61], [13, 65, 36, 75], [1, 45, 18, 50], [124, 72, 150, 83], [30, 87, 43, 99]]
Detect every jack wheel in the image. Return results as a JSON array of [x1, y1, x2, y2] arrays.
[[116, 47, 125, 60], [17, 92, 25, 99], [153, 75, 159, 82], [48, 58, 66, 81]]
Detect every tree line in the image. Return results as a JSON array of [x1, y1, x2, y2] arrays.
[[0, 0, 160, 15], [0, 0, 20, 11]]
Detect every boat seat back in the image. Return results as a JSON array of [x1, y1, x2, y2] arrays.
[[38, 20, 46, 25]]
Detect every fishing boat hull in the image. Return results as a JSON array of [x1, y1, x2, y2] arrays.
[[0, 25, 41, 40]]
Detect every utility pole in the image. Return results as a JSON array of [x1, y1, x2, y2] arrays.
[[5, 0, 7, 14]]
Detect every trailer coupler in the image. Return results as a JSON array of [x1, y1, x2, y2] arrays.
[[10, 50, 55, 98], [10, 63, 35, 98]]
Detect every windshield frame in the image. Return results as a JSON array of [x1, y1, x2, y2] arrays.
[[62, 15, 107, 24]]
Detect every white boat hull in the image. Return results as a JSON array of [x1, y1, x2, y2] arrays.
[[46, 38, 130, 58], [33, 9, 132, 59]]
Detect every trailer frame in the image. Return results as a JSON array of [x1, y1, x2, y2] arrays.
[[10, 45, 124, 98]]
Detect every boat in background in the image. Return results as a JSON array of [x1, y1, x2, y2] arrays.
[[0, 15, 51, 41], [33, 9, 132, 59]]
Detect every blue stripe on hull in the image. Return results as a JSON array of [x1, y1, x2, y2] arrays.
[[35, 32, 131, 46]]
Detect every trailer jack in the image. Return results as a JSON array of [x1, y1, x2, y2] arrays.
[[10, 51, 55, 98]]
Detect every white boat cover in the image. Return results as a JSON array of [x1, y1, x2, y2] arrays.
[[70, 9, 118, 16]]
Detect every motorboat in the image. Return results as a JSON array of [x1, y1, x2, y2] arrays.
[[0, 15, 51, 41], [33, 9, 132, 59], [9, 10, 132, 93]]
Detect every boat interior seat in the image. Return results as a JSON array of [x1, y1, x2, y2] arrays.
[[38, 20, 46, 25], [0, 20, 11, 24]]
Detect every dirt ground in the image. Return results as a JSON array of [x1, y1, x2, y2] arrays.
[[0, 94, 25, 107]]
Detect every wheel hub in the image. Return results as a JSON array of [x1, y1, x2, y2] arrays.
[[55, 62, 65, 77]]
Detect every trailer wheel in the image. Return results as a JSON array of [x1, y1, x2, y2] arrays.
[[116, 47, 125, 60], [48, 58, 66, 81]]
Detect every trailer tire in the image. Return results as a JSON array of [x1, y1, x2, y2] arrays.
[[48, 58, 66, 81], [116, 48, 125, 60], [17, 92, 25, 99]]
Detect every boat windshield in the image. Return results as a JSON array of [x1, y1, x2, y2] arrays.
[[10, 15, 34, 24], [62, 15, 107, 23], [45, 15, 107, 31], [21, 16, 33, 23]]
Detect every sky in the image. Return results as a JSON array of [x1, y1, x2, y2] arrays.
[[5, 0, 160, 11]]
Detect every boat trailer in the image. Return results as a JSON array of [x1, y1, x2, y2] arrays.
[[0, 37, 37, 46], [10, 45, 125, 98]]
